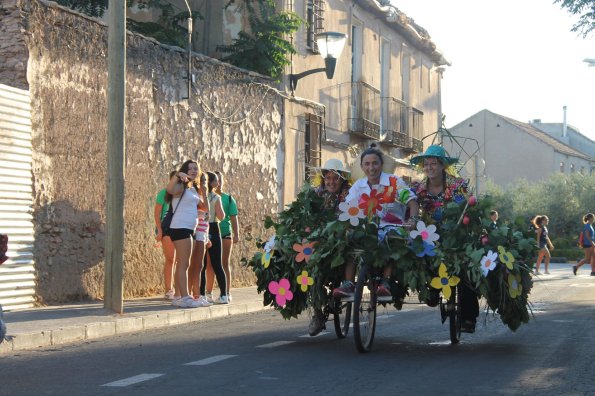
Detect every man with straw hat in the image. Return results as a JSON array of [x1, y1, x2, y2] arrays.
[[410, 145, 478, 333]]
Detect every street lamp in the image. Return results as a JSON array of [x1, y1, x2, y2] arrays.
[[583, 58, 595, 67], [289, 32, 347, 94]]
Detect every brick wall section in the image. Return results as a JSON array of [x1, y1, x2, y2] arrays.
[[0, 0, 28, 89], [10, 0, 283, 303]]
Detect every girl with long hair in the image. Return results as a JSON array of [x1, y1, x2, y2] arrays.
[[533, 215, 554, 275]]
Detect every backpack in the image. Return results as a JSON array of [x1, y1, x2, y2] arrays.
[[578, 231, 584, 248]]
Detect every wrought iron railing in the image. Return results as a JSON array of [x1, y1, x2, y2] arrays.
[[407, 107, 424, 152], [381, 97, 409, 147], [347, 81, 380, 140]]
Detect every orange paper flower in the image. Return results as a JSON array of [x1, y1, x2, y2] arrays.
[[358, 189, 382, 218], [293, 241, 316, 263]]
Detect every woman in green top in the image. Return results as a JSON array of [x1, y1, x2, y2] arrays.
[[154, 171, 177, 299], [215, 171, 239, 300]]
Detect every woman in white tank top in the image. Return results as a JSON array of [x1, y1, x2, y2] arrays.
[[165, 160, 209, 308]]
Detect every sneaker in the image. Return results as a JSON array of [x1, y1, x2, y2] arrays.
[[171, 297, 183, 307], [573, 265, 577, 276], [214, 295, 229, 304], [227, 294, 232, 303], [544, 271, 551, 275], [332, 281, 355, 301], [198, 295, 213, 306], [377, 280, 392, 302], [206, 292, 214, 303], [534, 271, 542, 275], [461, 320, 476, 333], [164, 289, 175, 300], [308, 310, 326, 336], [177, 295, 201, 308]]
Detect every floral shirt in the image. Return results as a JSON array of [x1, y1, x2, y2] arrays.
[[412, 175, 468, 224], [315, 184, 350, 212]]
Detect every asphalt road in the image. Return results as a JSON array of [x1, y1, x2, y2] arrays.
[[2, 266, 594, 395]]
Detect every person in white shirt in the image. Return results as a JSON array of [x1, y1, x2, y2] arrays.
[[333, 147, 419, 301], [166, 160, 209, 308]]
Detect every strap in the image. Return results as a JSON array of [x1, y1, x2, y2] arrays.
[[171, 187, 186, 216]]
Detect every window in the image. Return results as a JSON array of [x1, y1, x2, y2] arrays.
[[306, 0, 325, 53], [304, 113, 322, 179]]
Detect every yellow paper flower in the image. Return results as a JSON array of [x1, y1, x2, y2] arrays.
[[498, 245, 515, 270], [430, 262, 460, 300], [296, 270, 314, 292], [262, 250, 273, 268], [508, 273, 523, 298]]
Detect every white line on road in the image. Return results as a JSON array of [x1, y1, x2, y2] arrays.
[[184, 355, 238, 366], [102, 373, 164, 387], [256, 341, 295, 348]]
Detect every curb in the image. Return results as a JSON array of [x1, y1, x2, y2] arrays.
[[0, 300, 269, 355]]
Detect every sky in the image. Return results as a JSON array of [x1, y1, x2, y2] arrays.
[[395, 0, 595, 139]]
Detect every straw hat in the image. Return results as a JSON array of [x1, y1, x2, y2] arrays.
[[410, 145, 459, 166], [315, 158, 351, 179]]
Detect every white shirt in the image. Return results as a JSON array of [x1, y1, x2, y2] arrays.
[[170, 187, 201, 230], [345, 172, 416, 229]]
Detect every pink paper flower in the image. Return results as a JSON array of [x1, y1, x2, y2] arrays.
[[268, 278, 294, 306]]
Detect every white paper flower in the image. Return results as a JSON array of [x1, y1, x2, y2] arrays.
[[264, 235, 276, 253], [338, 199, 366, 226], [480, 250, 499, 276], [409, 221, 440, 245]]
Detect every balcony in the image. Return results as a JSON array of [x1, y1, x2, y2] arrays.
[[380, 97, 409, 148], [347, 82, 380, 140], [403, 107, 424, 153]]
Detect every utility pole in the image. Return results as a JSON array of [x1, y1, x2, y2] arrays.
[[104, 1, 126, 313]]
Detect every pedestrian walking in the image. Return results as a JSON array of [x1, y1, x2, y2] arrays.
[[573, 213, 595, 276], [533, 215, 554, 275]]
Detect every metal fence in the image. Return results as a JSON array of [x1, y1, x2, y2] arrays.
[[0, 84, 35, 311]]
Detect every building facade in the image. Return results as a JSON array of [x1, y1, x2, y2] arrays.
[[446, 110, 594, 194]]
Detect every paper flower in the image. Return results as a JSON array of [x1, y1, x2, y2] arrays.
[[296, 270, 314, 292], [480, 250, 498, 276], [262, 250, 273, 268], [415, 241, 436, 258], [264, 235, 276, 253], [358, 189, 382, 218], [409, 221, 440, 245], [508, 273, 523, 298], [498, 245, 515, 270], [338, 199, 366, 226], [430, 263, 460, 299], [268, 278, 294, 306], [293, 240, 316, 263], [379, 176, 398, 204]]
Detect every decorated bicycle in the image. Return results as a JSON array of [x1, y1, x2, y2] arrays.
[[244, 141, 537, 353]]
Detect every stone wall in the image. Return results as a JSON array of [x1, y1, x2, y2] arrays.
[[0, 0, 28, 89], [4, 0, 285, 303]]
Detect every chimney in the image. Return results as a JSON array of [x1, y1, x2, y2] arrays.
[[563, 106, 568, 138]]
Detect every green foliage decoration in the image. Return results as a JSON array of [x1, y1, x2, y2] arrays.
[[244, 185, 539, 332]]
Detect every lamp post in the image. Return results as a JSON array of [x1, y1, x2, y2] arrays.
[[289, 32, 347, 94]]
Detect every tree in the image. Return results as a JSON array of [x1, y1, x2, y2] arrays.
[[554, 0, 595, 37], [55, 0, 202, 48], [217, 0, 301, 79]]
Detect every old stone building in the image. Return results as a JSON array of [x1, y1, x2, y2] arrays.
[[0, 0, 448, 307]]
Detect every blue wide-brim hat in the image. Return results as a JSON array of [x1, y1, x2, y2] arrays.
[[410, 145, 459, 166]]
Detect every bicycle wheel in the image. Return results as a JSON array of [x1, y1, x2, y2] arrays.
[[333, 299, 352, 339], [449, 285, 461, 344], [353, 264, 377, 353]]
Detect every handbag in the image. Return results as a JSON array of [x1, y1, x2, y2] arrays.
[[161, 188, 185, 236]]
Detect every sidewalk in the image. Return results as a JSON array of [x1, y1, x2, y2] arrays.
[[0, 286, 268, 355]]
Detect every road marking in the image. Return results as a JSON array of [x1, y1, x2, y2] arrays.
[[569, 283, 595, 288], [185, 355, 237, 366], [256, 341, 295, 348], [102, 373, 164, 387], [299, 331, 330, 338]]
